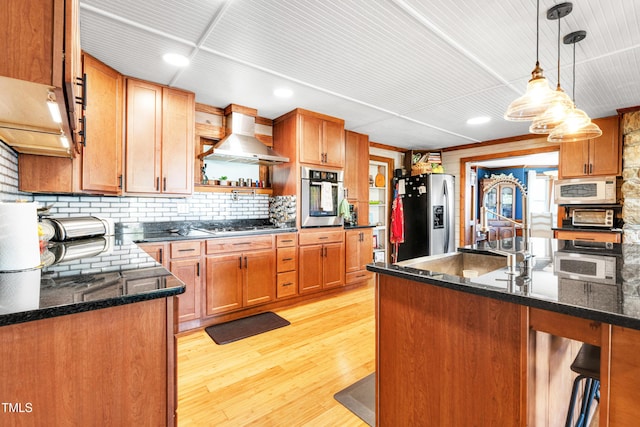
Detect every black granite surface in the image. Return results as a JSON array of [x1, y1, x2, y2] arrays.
[[344, 224, 376, 230], [117, 219, 297, 243], [368, 237, 640, 330], [0, 238, 185, 327]]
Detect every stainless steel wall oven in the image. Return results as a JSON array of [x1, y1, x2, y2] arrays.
[[300, 166, 344, 227]]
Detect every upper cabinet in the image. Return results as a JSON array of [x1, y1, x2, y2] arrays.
[[80, 53, 124, 194], [344, 130, 369, 225], [559, 116, 621, 178], [125, 78, 194, 195], [296, 110, 345, 168], [0, 0, 82, 156]]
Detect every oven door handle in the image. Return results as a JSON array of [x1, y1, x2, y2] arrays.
[[309, 181, 340, 186]]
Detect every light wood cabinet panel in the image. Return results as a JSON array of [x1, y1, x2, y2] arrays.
[[322, 120, 345, 168], [299, 245, 324, 293], [345, 229, 373, 284], [138, 242, 168, 268], [609, 326, 640, 426], [206, 235, 274, 254], [0, 298, 176, 426], [299, 114, 323, 165], [297, 111, 344, 167], [323, 242, 345, 289], [205, 253, 243, 316], [125, 78, 194, 195], [553, 229, 621, 243], [81, 53, 123, 194], [244, 249, 276, 306], [299, 230, 345, 293], [170, 258, 201, 323], [559, 116, 621, 178], [277, 246, 297, 273], [344, 130, 370, 225], [276, 271, 298, 299]]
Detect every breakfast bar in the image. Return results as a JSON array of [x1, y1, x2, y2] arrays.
[[368, 237, 640, 426]]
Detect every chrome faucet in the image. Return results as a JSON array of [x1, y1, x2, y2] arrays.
[[479, 176, 531, 272]]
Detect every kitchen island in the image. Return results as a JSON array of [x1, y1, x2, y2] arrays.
[[0, 239, 185, 426], [368, 237, 640, 426]]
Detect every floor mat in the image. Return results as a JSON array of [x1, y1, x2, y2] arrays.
[[205, 311, 290, 345], [334, 373, 375, 426]]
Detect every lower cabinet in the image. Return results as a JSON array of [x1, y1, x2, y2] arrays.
[[205, 235, 276, 316], [276, 233, 298, 299], [345, 228, 374, 285], [553, 229, 622, 243], [299, 230, 345, 293], [558, 277, 619, 312]]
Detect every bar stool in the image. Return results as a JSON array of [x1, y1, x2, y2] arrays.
[[565, 344, 600, 427]]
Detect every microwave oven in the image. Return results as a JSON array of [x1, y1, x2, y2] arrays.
[[554, 251, 617, 284], [554, 176, 617, 205]]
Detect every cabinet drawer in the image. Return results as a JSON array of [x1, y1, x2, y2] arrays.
[[277, 271, 298, 299], [554, 230, 621, 243], [170, 240, 202, 258], [298, 230, 344, 245], [277, 247, 297, 273], [276, 233, 297, 248], [346, 270, 374, 285], [206, 235, 274, 254]]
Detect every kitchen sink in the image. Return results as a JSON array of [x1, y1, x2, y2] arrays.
[[396, 251, 508, 278]]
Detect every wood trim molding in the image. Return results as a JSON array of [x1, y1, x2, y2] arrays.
[[616, 105, 640, 114], [369, 141, 406, 153]]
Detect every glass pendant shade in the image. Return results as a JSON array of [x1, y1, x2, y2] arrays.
[[547, 109, 601, 142], [504, 65, 556, 121], [529, 88, 573, 134]]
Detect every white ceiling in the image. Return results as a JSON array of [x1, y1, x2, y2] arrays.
[[78, 0, 640, 151]]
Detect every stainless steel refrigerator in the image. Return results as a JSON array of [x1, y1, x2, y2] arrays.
[[395, 173, 455, 262]]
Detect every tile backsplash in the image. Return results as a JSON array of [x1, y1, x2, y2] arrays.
[[0, 141, 270, 222]]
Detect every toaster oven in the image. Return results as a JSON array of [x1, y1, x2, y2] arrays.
[[572, 209, 614, 228]]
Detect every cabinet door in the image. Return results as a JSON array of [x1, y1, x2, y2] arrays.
[[589, 116, 621, 176], [161, 87, 194, 194], [244, 249, 276, 306], [82, 54, 123, 194], [125, 79, 162, 193], [205, 254, 243, 315], [138, 242, 168, 268], [559, 139, 590, 178], [299, 244, 323, 293], [359, 229, 373, 269], [323, 120, 345, 167], [344, 131, 361, 202], [323, 242, 345, 289], [170, 258, 201, 323], [499, 185, 515, 219], [299, 114, 323, 165], [588, 283, 618, 312], [345, 230, 362, 274]]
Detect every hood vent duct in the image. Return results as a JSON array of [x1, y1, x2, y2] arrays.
[[200, 109, 289, 165]]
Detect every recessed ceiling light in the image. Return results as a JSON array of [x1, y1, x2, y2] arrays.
[[273, 88, 293, 98], [162, 53, 189, 67], [466, 116, 491, 125]]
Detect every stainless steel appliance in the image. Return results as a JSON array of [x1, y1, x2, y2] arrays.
[[572, 208, 614, 228], [394, 173, 455, 262], [554, 251, 617, 284], [300, 166, 344, 227], [554, 176, 617, 205], [42, 216, 114, 241]]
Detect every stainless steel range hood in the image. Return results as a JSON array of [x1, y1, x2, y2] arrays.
[[201, 112, 289, 165]]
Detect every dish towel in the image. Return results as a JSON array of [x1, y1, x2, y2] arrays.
[[320, 182, 334, 211], [338, 198, 351, 222]]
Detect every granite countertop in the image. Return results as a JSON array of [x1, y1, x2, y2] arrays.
[[368, 237, 640, 330], [117, 219, 297, 243], [344, 224, 376, 230], [0, 238, 185, 327]]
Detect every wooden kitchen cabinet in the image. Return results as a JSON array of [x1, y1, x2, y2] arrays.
[[138, 242, 168, 268], [1, 0, 82, 152], [298, 230, 345, 293], [80, 53, 124, 194], [559, 115, 621, 178], [125, 78, 194, 195], [553, 229, 622, 243], [276, 233, 298, 299], [558, 278, 618, 312], [205, 235, 276, 316], [345, 228, 374, 285], [169, 241, 202, 324], [344, 130, 370, 225], [298, 113, 345, 167]]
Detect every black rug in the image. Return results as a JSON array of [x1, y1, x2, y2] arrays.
[[205, 311, 290, 345], [334, 373, 375, 426]]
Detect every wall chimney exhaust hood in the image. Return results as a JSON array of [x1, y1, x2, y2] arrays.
[[200, 110, 289, 165], [0, 76, 73, 157]]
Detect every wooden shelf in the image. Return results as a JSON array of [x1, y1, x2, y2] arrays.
[[194, 184, 273, 195]]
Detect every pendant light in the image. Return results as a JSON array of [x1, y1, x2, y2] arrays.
[[548, 31, 602, 142], [529, 3, 575, 134], [504, 0, 555, 121]]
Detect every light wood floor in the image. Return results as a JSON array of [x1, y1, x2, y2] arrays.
[[177, 283, 375, 426]]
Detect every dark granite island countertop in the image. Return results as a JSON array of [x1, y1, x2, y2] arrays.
[[0, 237, 185, 327], [368, 237, 640, 330]]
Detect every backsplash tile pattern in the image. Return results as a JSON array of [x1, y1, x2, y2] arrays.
[[0, 141, 269, 221]]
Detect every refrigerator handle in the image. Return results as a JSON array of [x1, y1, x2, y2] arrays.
[[443, 179, 450, 253]]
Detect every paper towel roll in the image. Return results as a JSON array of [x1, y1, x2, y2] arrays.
[[0, 202, 41, 271], [0, 269, 41, 314]]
